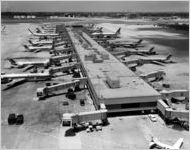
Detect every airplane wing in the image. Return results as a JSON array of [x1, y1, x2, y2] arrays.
[[34, 43, 44, 47], [34, 49, 42, 53], [120, 55, 126, 60], [151, 138, 172, 149], [122, 44, 131, 48], [151, 61, 165, 66], [122, 44, 141, 48], [28, 28, 34, 35], [172, 138, 183, 149], [136, 53, 147, 57], [22, 65, 34, 72], [149, 142, 157, 149]]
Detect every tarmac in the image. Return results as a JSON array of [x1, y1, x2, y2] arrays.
[[98, 23, 189, 90], [1, 18, 189, 149]]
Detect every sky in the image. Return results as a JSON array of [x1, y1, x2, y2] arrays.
[[1, 1, 189, 12]]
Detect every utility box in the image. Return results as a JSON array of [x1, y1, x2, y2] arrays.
[[101, 52, 109, 60], [106, 72, 120, 88], [84, 52, 96, 61], [93, 55, 103, 63]]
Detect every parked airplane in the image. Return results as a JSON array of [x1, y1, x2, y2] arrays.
[[1, 72, 51, 85], [109, 39, 144, 48], [111, 39, 143, 45], [88, 27, 103, 33], [7, 58, 50, 71], [23, 44, 53, 53], [8, 52, 75, 69], [29, 34, 63, 41], [41, 25, 56, 30], [36, 27, 55, 34], [28, 39, 53, 46], [149, 137, 183, 149], [111, 47, 156, 57], [122, 54, 173, 67], [28, 39, 68, 47], [28, 28, 59, 37], [92, 28, 121, 38], [1, 72, 50, 80]]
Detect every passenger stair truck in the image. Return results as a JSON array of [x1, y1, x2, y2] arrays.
[[36, 77, 87, 100], [62, 103, 108, 127]]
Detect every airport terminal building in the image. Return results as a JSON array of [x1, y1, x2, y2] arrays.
[[67, 27, 161, 113]]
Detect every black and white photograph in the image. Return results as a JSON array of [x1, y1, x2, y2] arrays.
[[1, 0, 189, 149]]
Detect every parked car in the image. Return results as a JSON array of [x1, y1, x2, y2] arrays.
[[148, 114, 157, 122], [95, 125, 102, 131], [8, 113, 16, 125], [16, 114, 24, 125], [80, 99, 85, 106], [63, 101, 69, 106]]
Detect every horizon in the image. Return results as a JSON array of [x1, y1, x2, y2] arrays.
[[1, 1, 189, 13], [2, 11, 189, 13]]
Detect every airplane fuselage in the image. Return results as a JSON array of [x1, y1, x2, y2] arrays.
[[33, 33, 59, 37], [17, 61, 49, 66], [92, 33, 118, 39], [112, 50, 156, 56], [26, 45, 52, 51], [1, 72, 50, 80], [30, 40, 53, 46]]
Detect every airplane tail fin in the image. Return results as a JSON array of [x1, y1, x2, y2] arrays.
[[116, 28, 121, 35], [7, 58, 17, 65], [149, 137, 157, 149], [149, 47, 155, 52], [91, 24, 95, 28], [2, 25, 6, 32], [52, 40, 55, 49], [166, 54, 172, 60], [99, 27, 103, 33], [28, 40, 33, 45], [137, 39, 143, 44], [173, 138, 183, 149], [23, 44, 29, 50], [36, 28, 41, 33], [134, 43, 138, 48], [28, 28, 34, 35]]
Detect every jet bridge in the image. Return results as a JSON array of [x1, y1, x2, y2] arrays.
[[48, 62, 81, 75], [49, 53, 77, 63], [1, 72, 51, 84], [36, 77, 87, 99], [62, 109, 108, 127]]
